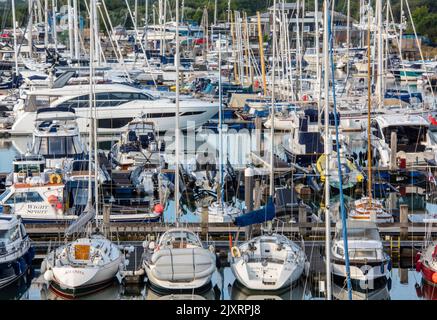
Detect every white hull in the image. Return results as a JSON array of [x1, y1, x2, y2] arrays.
[[11, 100, 219, 135], [231, 260, 304, 291]]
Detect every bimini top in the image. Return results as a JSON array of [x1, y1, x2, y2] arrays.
[[0, 215, 19, 231]]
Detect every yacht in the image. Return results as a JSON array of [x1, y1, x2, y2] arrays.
[[11, 84, 219, 135], [109, 118, 166, 170], [367, 114, 435, 167], [42, 232, 124, 298], [142, 228, 217, 293], [0, 215, 34, 288], [30, 107, 85, 169], [349, 197, 394, 223], [331, 220, 391, 282], [230, 233, 306, 291]]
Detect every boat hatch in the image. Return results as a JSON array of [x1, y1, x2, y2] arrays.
[[74, 244, 90, 260]]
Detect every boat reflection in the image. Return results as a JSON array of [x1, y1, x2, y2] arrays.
[[39, 281, 124, 300], [0, 267, 34, 300], [144, 284, 216, 300], [415, 279, 437, 300], [230, 279, 309, 300], [332, 277, 391, 300]]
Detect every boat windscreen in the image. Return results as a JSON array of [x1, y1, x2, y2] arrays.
[[341, 228, 381, 241]]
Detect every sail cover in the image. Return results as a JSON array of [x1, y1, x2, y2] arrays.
[[234, 197, 275, 227], [65, 205, 96, 236]]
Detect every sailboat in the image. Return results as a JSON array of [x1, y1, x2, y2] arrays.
[[197, 33, 242, 223], [229, 2, 306, 291], [349, 6, 393, 224], [41, 2, 124, 298], [415, 216, 437, 285], [142, 4, 217, 293]]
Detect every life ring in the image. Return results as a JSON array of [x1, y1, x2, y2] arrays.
[[49, 173, 62, 184], [231, 246, 241, 258], [302, 94, 309, 102]]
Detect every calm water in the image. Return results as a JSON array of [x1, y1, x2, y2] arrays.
[[0, 265, 429, 300]]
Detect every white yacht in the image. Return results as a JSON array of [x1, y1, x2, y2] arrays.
[[0, 215, 34, 288], [331, 220, 391, 282], [230, 233, 306, 291], [30, 107, 85, 169], [42, 232, 123, 298], [142, 228, 217, 292], [11, 84, 219, 135], [109, 119, 165, 170], [367, 114, 435, 167]]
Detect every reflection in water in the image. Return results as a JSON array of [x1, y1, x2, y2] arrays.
[[230, 278, 310, 300], [331, 277, 391, 300], [415, 279, 437, 300], [0, 267, 34, 300]]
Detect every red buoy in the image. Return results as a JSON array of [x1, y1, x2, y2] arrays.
[[154, 204, 164, 214]]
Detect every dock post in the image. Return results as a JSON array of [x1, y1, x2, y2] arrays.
[[388, 192, 397, 215], [244, 167, 254, 240], [298, 204, 307, 237], [389, 131, 398, 171], [255, 117, 263, 156], [201, 203, 209, 241], [400, 204, 408, 240], [399, 268, 409, 284]]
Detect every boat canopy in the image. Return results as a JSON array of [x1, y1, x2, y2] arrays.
[[234, 197, 275, 227]]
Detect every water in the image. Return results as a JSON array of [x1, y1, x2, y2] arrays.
[[1, 265, 428, 300]]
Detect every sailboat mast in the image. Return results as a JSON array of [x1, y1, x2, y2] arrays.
[[346, 0, 350, 76], [44, 0, 48, 48], [323, 0, 332, 301], [174, 0, 180, 222], [11, 0, 18, 78], [68, 0, 74, 58], [269, 0, 277, 198], [366, 6, 372, 202], [73, 0, 79, 59], [376, 0, 383, 109], [218, 33, 224, 207], [88, 0, 95, 211]]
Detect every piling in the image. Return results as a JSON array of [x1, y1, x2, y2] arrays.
[[103, 204, 111, 226], [244, 167, 254, 239], [399, 268, 409, 284], [400, 204, 409, 240], [3, 205, 10, 215], [389, 131, 398, 171], [388, 192, 397, 214], [298, 204, 307, 237], [201, 204, 209, 241]]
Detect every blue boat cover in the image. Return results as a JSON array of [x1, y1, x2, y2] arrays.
[[234, 196, 275, 227]]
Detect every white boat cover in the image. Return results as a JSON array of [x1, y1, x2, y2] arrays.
[[151, 248, 215, 281]]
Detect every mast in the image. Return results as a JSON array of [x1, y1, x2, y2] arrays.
[[73, 0, 79, 59], [315, 0, 321, 129], [44, 0, 49, 48], [68, 0, 74, 58], [218, 32, 224, 207], [174, 0, 180, 223], [87, 0, 95, 215], [346, 0, 350, 76], [269, 0, 277, 198], [257, 11, 267, 96], [322, 0, 332, 301], [376, 0, 383, 109], [52, 0, 57, 51], [28, 0, 34, 59], [366, 4, 373, 203], [12, 0, 19, 79]]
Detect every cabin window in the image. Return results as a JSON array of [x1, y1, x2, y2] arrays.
[[5, 191, 44, 204], [0, 225, 20, 244], [349, 249, 377, 259]]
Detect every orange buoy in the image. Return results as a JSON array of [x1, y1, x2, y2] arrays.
[[432, 273, 437, 284]]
